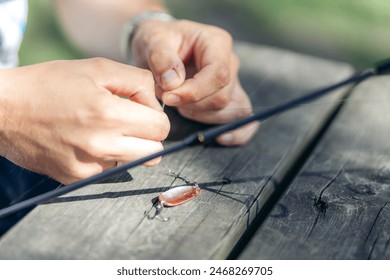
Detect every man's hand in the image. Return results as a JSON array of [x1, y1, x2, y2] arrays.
[[0, 58, 169, 184], [131, 19, 259, 146]]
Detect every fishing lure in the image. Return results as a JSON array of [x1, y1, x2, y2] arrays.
[[145, 170, 201, 221]]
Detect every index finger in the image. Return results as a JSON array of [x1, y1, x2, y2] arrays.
[[91, 58, 163, 111]]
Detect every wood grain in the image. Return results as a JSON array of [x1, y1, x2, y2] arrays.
[[0, 42, 353, 259], [239, 77, 390, 259]]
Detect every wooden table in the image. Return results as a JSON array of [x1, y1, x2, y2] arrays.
[[0, 42, 388, 259]]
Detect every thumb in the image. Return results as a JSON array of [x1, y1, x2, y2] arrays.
[[146, 44, 186, 91]]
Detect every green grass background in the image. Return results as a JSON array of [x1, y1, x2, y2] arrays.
[[20, 0, 390, 68]]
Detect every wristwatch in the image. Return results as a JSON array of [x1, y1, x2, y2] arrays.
[[120, 11, 175, 63]]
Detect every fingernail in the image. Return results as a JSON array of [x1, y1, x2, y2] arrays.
[[164, 93, 181, 105], [160, 69, 179, 89], [218, 133, 234, 146]]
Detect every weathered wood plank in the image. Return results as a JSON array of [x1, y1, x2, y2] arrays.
[[239, 77, 390, 260], [0, 42, 353, 259]]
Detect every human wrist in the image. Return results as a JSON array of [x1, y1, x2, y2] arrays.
[[120, 11, 175, 63]]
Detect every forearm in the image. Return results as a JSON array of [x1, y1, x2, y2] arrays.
[[0, 69, 12, 158], [54, 0, 167, 61]]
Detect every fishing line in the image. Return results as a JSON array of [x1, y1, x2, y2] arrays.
[[0, 59, 389, 219], [202, 97, 390, 114]]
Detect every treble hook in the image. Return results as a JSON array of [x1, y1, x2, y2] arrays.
[[144, 200, 170, 222]]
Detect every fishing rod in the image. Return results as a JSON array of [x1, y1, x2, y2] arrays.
[[0, 59, 389, 219]]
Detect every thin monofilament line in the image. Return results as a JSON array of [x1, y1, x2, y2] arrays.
[[194, 97, 390, 113], [0, 60, 389, 219]]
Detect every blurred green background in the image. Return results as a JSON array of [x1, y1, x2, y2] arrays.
[[20, 0, 390, 68]]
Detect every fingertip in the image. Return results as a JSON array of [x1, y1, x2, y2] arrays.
[[118, 91, 163, 112], [146, 97, 164, 112], [162, 92, 181, 106], [217, 122, 260, 146], [159, 68, 181, 90], [149, 50, 186, 91], [217, 133, 234, 146], [113, 137, 164, 166], [143, 156, 162, 167]]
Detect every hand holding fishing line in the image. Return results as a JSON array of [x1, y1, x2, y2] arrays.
[[0, 59, 169, 184], [131, 19, 260, 146]]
